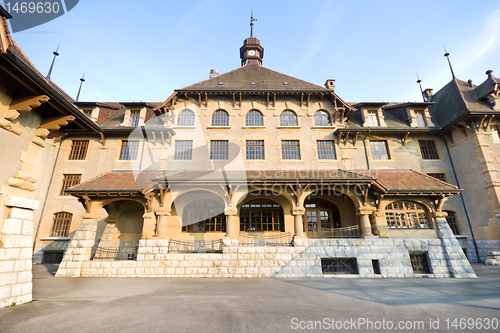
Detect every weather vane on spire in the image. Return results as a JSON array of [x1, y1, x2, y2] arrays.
[[249, 9, 257, 38]]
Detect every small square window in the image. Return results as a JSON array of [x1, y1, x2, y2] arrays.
[[250, 82, 256, 85], [174, 140, 193, 160], [246, 140, 265, 160], [317, 140, 336, 159], [281, 140, 300, 160], [283, 82, 289, 85], [60, 174, 81, 195], [218, 82, 224, 85], [119, 140, 139, 160], [68, 140, 89, 160], [419, 140, 439, 159], [409, 253, 431, 274], [210, 140, 228, 160]]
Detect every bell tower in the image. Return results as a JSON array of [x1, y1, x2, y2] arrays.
[[240, 12, 264, 66]]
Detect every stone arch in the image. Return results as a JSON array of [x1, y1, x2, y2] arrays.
[[171, 190, 227, 229], [298, 185, 364, 209], [280, 110, 298, 126], [303, 190, 358, 229], [383, 199, 432, 229], [314, 109, 331, 126], [211, 109, 229, 126], [177, 109, 195, 126]]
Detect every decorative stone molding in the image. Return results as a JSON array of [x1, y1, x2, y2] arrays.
[[356, 206, 377, 216]]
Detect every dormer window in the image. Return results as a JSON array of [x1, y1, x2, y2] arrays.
[[283, 82, 289, 85], [129, 110, 140, 127], [83, 109, 92, 118], [251, 82, 256, 85], [219, 82, 224, 85], [367, 111, 379, 126], [415, 111, 426, 127]]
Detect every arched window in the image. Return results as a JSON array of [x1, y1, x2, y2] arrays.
[[246, 110, 263, 126], [51, 212, 73, 237], [280, 110, 298, 126], [385, 201, 430, 229], [314, 110, 331, 126], [240, 198, 284, 232], [177, 110, 195, 126], [303, 199, 340, 231], [182, 199, 226, 232], [211, 110, 229, 126]]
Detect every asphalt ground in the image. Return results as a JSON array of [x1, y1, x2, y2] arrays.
[[1, 263, 499, 333]]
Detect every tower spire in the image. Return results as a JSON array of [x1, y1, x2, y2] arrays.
[[249, 9, 257, 38], [46, 44, 60, 80], [416, 72, 425, 102], [443, 45, 455, 79], [76, 71, 85, 102]]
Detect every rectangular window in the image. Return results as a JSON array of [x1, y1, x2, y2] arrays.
[[445, 211, 460, 235], [50, 212, 72, 237], [246, 140, 265, 160], [317, 140, 336, 159], [68, 140, 89, 160], [415, 111, 426, 126], [490, 125, 500, 142], [60, 174, 81, 195], [119, 140, 139, 160], [321, 258, 358, 274], [370, 140, 389, 160], [281, 140, 301, 160], [174, 140, 193, 160], [427, 173, 446, 182], [129, 111, 140, 127], [410, 253, 431, 274], [210, 140, 228, 160], [372, 260, 381, 275], [367, 111, 379, 126], [419, 140, 439, 159]]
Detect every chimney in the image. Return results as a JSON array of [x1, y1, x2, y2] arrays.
[[209, 69, 219, 78], [423, 88, 433, 102], [486, 69, 493, 79], [325, 79, 335, 91], [467, 79, 473, 87]]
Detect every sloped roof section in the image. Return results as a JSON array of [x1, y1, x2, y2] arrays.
[[178, 63, 330, 93], [474, 71, 499, 100], [352, 170, 460, 194]]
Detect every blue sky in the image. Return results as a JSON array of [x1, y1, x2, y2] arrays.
[[3, 0, 500, 103]]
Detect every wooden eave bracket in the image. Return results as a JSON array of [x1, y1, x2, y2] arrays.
[[99, 132, 106, 146], [40, 115, 75, 131], [401, 131, 410, 146], [8, 95, 50, 113]]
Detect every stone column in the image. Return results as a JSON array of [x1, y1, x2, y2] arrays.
[[56, 212, 99, 277], [357, 207, 377, 238], [154, 208, 171, 239], [0, 196, 39, 307], [373, 212, 389, 238], [434, 212, 477, 278], [224, 208, 238, 239], [141, 212, 156, 239], [292, 206, 306, 239]]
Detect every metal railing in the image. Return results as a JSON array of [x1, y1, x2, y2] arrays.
[[92, 246, 138, 260], [306, 225, 360, 239], [238, 232, 293, 247], [168, 239, 224, 253]]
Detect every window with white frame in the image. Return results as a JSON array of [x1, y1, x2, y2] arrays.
[[490, 125, 500, 142], [370, 140, 389, 160], [415, 111, 426, 127], [367, 111, 379, 126]]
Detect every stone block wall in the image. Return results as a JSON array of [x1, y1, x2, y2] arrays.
[[0, 196, 39, 307], [33, 241, 70, 264]]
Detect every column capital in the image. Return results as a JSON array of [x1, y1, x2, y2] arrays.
[[291, 206, 305, 216], [224, 208, 238, 216], [356, 206, 376, 216], [154, 207, 171, 216], [432, 211, 448, 218], [143, 212, 156, 219]]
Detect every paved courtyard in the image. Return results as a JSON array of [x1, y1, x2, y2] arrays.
[[1, 264, 499, 332]]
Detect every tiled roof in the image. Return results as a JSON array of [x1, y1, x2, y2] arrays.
[[351, 170, 460, 193], [178, 63, 330, 92], [66, 169, 460, 196]]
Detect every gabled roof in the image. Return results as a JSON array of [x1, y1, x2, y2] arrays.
[[178, 63, 330, 93], [430, 77, 498, 128]]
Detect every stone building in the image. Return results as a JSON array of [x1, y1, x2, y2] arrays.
[[2, 7, 500, 305]]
